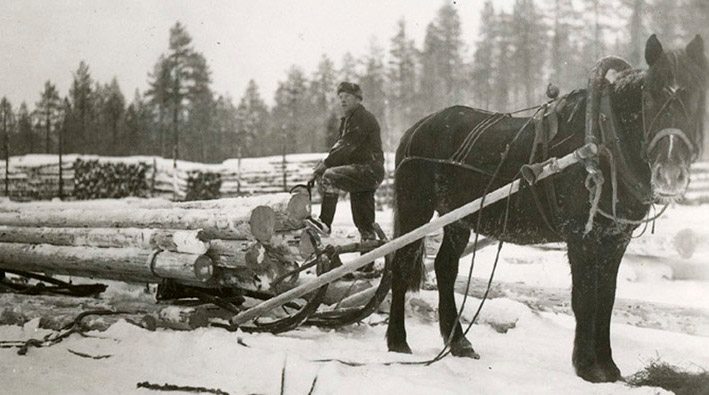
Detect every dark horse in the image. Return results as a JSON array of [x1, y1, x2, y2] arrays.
[[387, 35, 706, 382]]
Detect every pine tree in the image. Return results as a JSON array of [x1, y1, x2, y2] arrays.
[[492, 12, 514, 112], [359, 37, 388, 148], [146, 55, 172, 157], [510, 0, 548, 107], [435, 3, 466, 105], [184, 53, 214, 162], [103, 78, 126, 155], [623, 0, 649, 67], [548, 0, 583, 92], [124, 90, 153, 155], [236, 80, 269, 158], [387, 18, 419, 145], [272, 66, 309, 155], [1, 97, 15, 196], [69, 61, 93, 153], [340, 52, 359, 83], [581, 0, 610, 65], [418, 4, 465, 112], [419, 22, 445, 113], [35, 81, 61, 153], [471, 1, 496, 109], [308, 55, 338, 152], [16, 103, 33, 154], [146, 22, 214, 163]]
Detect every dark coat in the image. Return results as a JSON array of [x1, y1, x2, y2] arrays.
[[323, 104, 384, 170]]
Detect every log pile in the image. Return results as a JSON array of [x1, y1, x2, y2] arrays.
[[73, 159, 149, 199], [0, 192, 311, 292]]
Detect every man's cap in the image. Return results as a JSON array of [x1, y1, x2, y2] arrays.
[[336, 81, 363, 100]]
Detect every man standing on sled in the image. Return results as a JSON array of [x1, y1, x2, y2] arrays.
[[307, 81, 385, 242]]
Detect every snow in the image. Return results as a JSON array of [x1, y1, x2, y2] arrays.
[[1, 195, 708, 394]]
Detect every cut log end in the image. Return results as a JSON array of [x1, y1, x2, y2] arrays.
[[193, 255, 214, 281], [250, 206, 276, 243], [287, 193, 311, 221]]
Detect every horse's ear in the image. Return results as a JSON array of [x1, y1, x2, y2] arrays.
[[686, 35, 706, 68], [645, 34, 664, 67]]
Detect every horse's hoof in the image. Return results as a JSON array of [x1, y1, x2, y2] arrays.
[[575, 364, 621, 383], [599, 362, 622, 382], [388, 342, 413, 354], [450, 342, 480, 359]]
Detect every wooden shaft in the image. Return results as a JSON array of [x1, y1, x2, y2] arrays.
[[230, 146, 592, 325], [336, 238, 497, 309], [0, 226, 209, 254], [0, 242, 213, 285]]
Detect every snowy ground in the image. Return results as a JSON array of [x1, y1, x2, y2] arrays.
[[1, 200, 708, 394]]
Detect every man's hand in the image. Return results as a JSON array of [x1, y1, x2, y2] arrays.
[[313, 162, 327, 178]]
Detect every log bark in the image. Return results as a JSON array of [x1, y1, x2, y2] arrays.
[[0, 226, 209, 254], [0, 293, 159, 331], [207, 239, 261, 268], [140, 306, 210, 331], [0, 208, 251, 239], [0, 194, 309, 239], [0, 243, 213, 285]]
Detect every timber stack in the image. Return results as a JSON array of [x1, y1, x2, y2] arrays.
[[0, 192, 311, 293]]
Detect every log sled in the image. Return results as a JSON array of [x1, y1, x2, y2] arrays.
[[0, 191, 397, 332]]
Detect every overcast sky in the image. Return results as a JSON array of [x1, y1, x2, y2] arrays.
[[0, 0, 495, 108]]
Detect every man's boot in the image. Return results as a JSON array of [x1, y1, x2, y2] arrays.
[[306, 193, 338, 236]]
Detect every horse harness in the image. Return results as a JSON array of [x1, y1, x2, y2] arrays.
[[398, 99, 572, 236]]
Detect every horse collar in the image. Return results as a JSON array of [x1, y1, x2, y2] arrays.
[[598, 90, 653, 204]]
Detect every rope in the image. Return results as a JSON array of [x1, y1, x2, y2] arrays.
[[147, 248, 163, 278], [596, 202, 670, 226], [583, 171, 604, 235]]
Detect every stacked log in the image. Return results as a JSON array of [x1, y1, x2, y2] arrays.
[[0, 192, 311, 292]]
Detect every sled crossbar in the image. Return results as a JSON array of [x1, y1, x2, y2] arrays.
[[230, 143, 597, 326]]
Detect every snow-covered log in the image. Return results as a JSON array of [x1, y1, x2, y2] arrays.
[[0, 243, 214, 285], [140, 306, 211, 331], [0, 226, 210, 254], [0, 193, 309, 241]]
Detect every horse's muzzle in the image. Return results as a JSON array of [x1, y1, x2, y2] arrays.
[[651, 162, 690, 200]]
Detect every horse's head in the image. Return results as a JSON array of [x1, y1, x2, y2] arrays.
[[643, 34, 707, 202]]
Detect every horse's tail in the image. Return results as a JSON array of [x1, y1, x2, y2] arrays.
[[392, 150, 428, 293]]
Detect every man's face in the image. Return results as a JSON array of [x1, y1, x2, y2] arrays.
[[338, 92, 359, 114]]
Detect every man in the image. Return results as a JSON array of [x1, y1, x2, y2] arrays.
[[307, 81, 384, 241]]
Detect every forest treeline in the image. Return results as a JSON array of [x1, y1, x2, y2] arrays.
[[1, 0, 707, 164]]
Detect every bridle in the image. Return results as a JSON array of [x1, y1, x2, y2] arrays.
[[642, 84, 699, 162]]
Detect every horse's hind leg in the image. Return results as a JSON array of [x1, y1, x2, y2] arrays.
[[567, 232, 628, 383], [387, 165, 435, 354], [435, 225, 479, 358]]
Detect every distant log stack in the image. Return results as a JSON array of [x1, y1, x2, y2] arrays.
[[0, 193, 311, 292]]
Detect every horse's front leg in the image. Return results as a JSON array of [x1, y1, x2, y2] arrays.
[[435, 225, 479, 358], [567, 232, 628, 383], [594, 235, 628, 382]]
